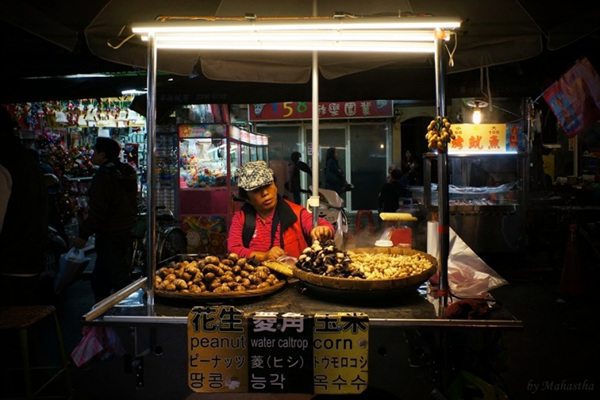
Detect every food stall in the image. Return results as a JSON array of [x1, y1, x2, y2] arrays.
[[419, 122, 530, 253], [80, 15, 523, 399]]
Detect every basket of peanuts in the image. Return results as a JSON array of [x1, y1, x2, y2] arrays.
[[293, 241, 438, 292]]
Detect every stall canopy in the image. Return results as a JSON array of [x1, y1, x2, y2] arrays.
[[82, 0, 600, 78], [1, 0, 599, 103]]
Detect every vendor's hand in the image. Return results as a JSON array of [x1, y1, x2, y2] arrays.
[[70, 236, 87, 249], [250, 246, 286, 263], [311, 226, 333, 242], [266, 246, 286, 261]]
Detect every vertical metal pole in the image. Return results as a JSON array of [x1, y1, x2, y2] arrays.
[[524, 98, 532, 211], [310, 0, 320, 229], [311, 51, 320, 229], [434, 34, 450, 315], [145, 32, 157, 311], [573, 134, 578, 177]]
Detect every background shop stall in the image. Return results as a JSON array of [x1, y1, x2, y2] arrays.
[[177, 123, 268, 255], [418, 122, 530, 254]]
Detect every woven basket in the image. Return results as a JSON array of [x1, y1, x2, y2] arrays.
[[155, 280, 286, 300], [292, 247, 437, 291]]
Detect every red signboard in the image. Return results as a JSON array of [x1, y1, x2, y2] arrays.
[[249, 100, 393, 121]]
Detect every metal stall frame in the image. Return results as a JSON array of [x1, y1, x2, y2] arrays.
[[132, 16, 460, 312]]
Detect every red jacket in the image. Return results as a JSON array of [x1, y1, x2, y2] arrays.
[[228, 197, 333, 259]]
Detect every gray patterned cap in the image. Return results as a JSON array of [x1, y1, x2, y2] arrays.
[[235, 160, 274, 191]]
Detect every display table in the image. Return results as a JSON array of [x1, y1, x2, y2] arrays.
[[81, 277, 522, 399], [84, 278, 520, 328]]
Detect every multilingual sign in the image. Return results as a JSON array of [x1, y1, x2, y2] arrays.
[[247, 311, 313, 393], [188, 305, 247, 392], [313, 312, 369, 394], [187, 306, 368, 395]]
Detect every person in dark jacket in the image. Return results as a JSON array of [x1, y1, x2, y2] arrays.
[[0, 106, 49, 305], [286, 151, 311, 204], [28, 148, 65, 240], [378, 168, 411, 213], [324, 147, 348, 196], [72, 137, 138, 302]]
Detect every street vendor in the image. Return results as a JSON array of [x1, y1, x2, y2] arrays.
[[227, 160, 334, 262]]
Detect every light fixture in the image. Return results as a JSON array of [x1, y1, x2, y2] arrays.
[[467, 99, 488, 124], [472, 108, 482, 124], [121, 89, 147, 96], [131, 17, 460, 53]]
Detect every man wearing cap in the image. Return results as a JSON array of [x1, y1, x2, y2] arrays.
[[71, 137, 138, 302], [228, 160, 333, 262]]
